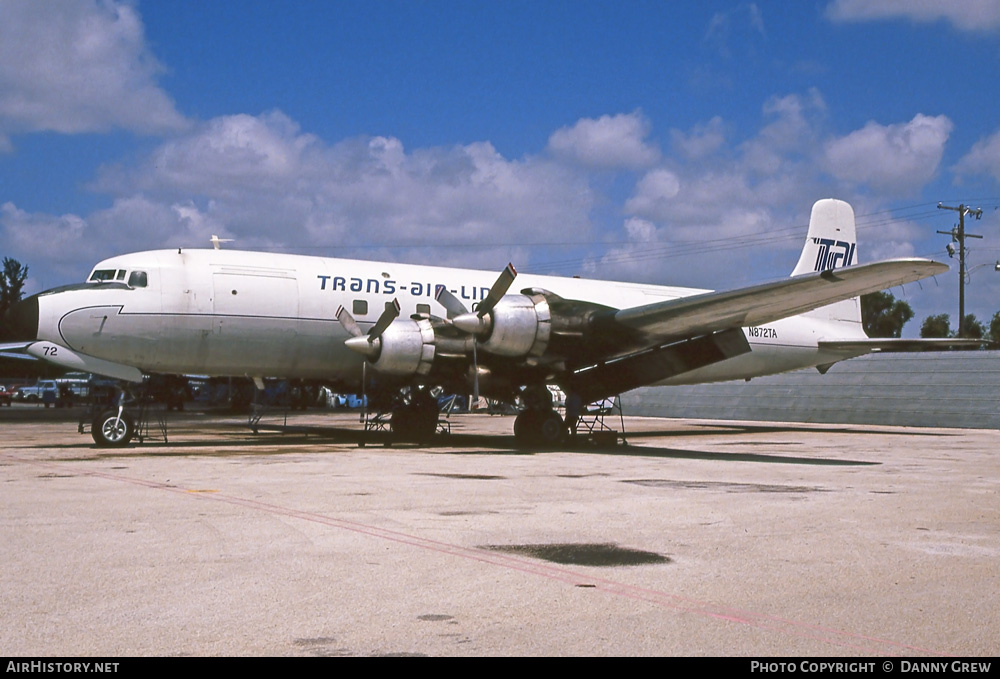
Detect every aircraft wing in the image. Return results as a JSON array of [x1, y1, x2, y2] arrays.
[[613, 258, 947, 341]]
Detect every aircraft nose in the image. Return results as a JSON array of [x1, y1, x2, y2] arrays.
[[0, 294, 39, 343]]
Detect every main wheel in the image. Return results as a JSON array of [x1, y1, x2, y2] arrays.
[[92, 410, 135, 447], [538, 410, 565, 446], [514, 410, 564, 448], [391, 402, 438, 442], [513, 409, 539, 446]]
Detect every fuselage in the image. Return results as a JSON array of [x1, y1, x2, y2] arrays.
[[8, 247, 870, 391]]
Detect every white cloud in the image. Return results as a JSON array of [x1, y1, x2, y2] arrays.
[[704, 3, 767, 58], [547, 111, 660, 169], [628, 169, 772, 242], [86, 111, 597, 270], [954, 129, 1000, 183], [626, 93, 826, 238], [0, 0, 188, 139], [825, 0, 1000, 32], [623, 169, 681, 220], [0, 197, 224, 271], [2, 96, 959, 300], [121, 112, 319, 197], [1, 202, 92, 286], [741, 90, 826, 174], [670, 117, 727, 160], [824, 114, 953, 195]]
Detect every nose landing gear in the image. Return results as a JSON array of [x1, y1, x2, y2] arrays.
[[91, 409, 135, 447]]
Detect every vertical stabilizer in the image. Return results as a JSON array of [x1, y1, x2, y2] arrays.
[[793, 199, 862, 325], [791, 198, 857, 276]]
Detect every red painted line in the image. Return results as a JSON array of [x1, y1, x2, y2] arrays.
[[6, 453, 951, 656]]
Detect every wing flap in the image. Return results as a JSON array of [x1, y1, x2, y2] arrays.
[[614, 258, 947, 340], [572, 328, 750, 403]]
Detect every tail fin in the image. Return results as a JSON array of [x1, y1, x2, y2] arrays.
[[793, 199, 862, 325], [791, 198, 858, 276]]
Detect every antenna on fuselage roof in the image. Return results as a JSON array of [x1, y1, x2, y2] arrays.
[[210, 235, 234, 250]]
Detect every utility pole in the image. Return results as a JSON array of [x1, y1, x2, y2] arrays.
[[937, 203, 983, 337]]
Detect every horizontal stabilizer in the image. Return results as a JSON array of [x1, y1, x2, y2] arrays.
[[819, 338, 994, 353]]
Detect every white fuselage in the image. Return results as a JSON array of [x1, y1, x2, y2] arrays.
[[31, 249, 868, 388]]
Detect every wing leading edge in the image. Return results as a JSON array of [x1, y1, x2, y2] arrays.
[[613, 258, 947, 341]]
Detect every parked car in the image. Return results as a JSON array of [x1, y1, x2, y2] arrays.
[[0, 386, 12, 406], [16, 380, 58, 406]]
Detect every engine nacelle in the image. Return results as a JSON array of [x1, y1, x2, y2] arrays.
[[477, 293, 551, 357], [365, 317, 435, 377]]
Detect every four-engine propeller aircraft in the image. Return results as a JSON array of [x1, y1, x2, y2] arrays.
[[0, 199, 961, 446]]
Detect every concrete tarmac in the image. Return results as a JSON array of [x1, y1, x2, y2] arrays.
[[1, 407, 998, 657]]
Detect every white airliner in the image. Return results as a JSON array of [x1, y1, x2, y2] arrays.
[[0, 199, 958, 446]]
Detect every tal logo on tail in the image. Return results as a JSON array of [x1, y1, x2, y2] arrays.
[[812, 238, 856, 272]]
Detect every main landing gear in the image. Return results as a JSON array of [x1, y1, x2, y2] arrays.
[[390, 389, 440, 443], [513, 408, 564, 447], [512, 385, 564, 448]]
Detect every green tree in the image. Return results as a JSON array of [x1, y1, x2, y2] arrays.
[[920, 313, 951, 338], [0, 257, 29, 319], [861, 291, 914, 338], [990, 311, 1000, 344], [960, 313, 986, 339]]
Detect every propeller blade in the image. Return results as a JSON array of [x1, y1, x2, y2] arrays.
[[477, 263, 516, 318], [335, 305, 363, 338], [435, 285, 469, 319], [368, 298, 401, 339]]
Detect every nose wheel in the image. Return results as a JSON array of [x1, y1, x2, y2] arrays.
[[91, 410, 135, 447]]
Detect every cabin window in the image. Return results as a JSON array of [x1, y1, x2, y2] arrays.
[[416, 303, 430, 315], [353, 300, 368, 316], [128, 271, 148, 288]]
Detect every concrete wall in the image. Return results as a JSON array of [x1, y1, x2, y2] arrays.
[[622, 350, 1000, 429]]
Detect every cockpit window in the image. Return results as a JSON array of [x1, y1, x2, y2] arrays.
[[89, 269, 120, 282], [116, 270, 126, 281], [128, 271, 147, 288]]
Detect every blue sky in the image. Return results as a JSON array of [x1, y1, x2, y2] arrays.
[[3, 0, 1000, 335]]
